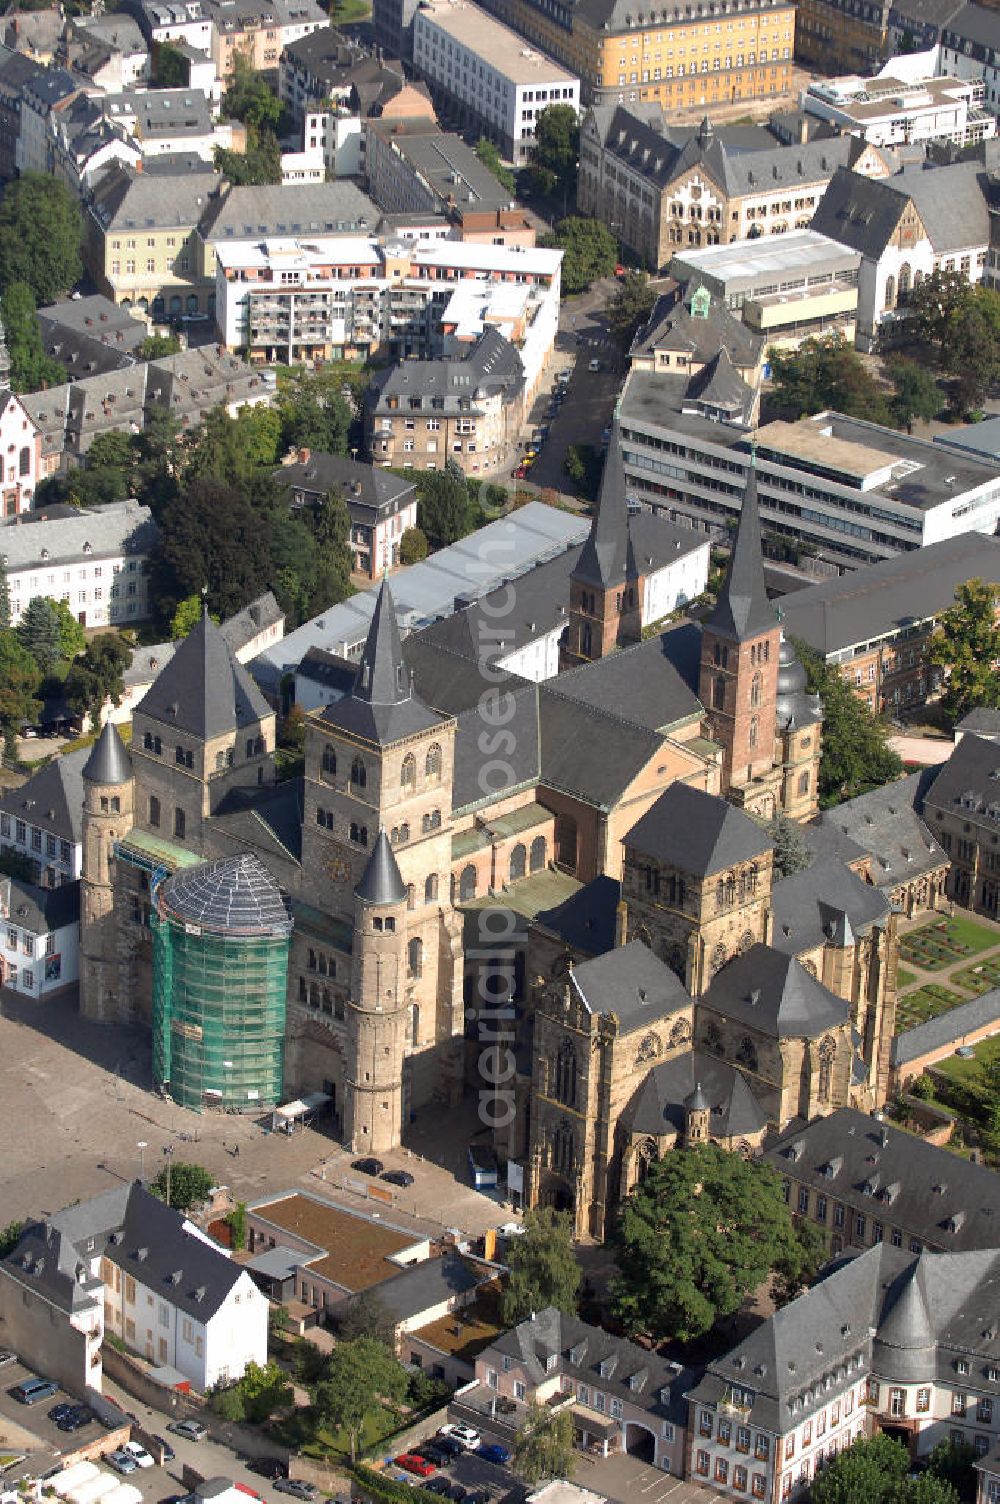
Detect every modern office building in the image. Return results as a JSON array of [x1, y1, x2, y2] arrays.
[[802, 70, 996, 147]]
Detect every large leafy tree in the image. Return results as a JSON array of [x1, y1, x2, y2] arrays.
[[153, 40, 188, 86], [906, 267, 974, 350], [526, 104, 579, 203], [222, 52, 284, 131], [278, 369, 352, 456], [149, 1159, 214, 1211], [542, 216, 617, 296], [810, 1432, 960, 1504], [2, 282, 65, 393], [215, 129, 281, 186], [925, 578, 1000, 724], [149, 474, 274, 623], [611, 1143, 801, 1341], [313, 1338, 407, 1463], [335, 1291, 396, 1347], [607, 271, 656, 351], [0, 174, 83, 304], [767, 334, 892, 425], [888, 359, 941, 430], [416, 468, 478, 549], [501, 1207, 581, 1324], [213, 1361, 292, 1424], [793, 638, 903, 805], [0, 630, 42, 751], [64, 634, 132, 731], [512, 1404, 575, 1486]]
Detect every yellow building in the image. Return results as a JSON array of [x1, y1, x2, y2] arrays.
[[485, 0, 795, 108]]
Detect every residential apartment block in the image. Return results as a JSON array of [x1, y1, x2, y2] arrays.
[[276, 451, 418, 576], [0, 500, 157, 629], [803, 71, 996, 148], [794, 0, 891, 72], [203, 0, 325, 78], [411, 0, 579, 166]]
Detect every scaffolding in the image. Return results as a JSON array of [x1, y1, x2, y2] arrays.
[[151, 853, 292, 1113]]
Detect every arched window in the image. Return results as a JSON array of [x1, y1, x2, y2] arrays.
[[799, 770, 810, 795], [750, 671, 762, 709], [350, 756, 366, 790], [706, 1020, 725, 1053], [530, 835, 546, 872], [884, 273, 896, 310], [400, 752, 416, 788], [399, 822, 409, 843], [425, 743, 442, 781], [411, 1002, 420, 1046], [748, 863, 758, 895], [710, 942, 728, 976], [716, 878, 725, 911], [18, 447, 30, 476], [725, 873, 736, 906], [713, 675, 726, 710], [818, 1036, 836, 1104], [635, 1140, 658, 1186], [509, 843, 526, 882], [555, 1038, 577, 1107], [749, 715, 759, 749], [425, 873, 438, 903], [407, 937, 423, 978], [670, 1018, 691, 1047], [898, 262, 912, 303], [322, 744, 336, 775], [552, 1120, 575, 1176], [459, 864, 477, 902], [406, 884, 415, 911]]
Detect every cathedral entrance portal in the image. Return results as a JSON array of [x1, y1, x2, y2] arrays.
[[539, 1173, 575, 1214]]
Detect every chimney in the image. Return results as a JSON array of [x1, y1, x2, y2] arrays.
[[799, 114, 808, 145], [298, 446, 310, 462]]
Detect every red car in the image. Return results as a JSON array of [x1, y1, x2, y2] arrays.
[[395, 1454, 435, 1478]]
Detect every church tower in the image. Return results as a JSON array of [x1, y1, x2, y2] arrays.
[[562, 437, 643, 666], [79, 721, 134, 1022], [684, 1082, 710, 1145], [698, 457, 781, 802], [344, 829, 411, 1155]]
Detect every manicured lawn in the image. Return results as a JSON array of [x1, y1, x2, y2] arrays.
[[299, 1405, 402, 1462], [952, 958, 1000, 993], [897, 984, 968, 1031], [933, 1033, 1000, 1089], [899, 916, 1000, 971], [328, 0, 371, 20], [896, 966, 918, 988]]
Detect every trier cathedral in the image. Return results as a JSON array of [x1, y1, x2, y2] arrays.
[[78, 447, 899, 1238]]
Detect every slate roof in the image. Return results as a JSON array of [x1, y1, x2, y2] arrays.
[[703, 944, 849, 1039], [0, 875, 79, 934], [159, 852, 292, 934], [778, 532, 1000, 656], [573, 436, 635, 590], [685, 346, 756, 418], [0, 747, 89, 845], [220, 591, 284, 656], [453, 684, 540, 812], [83, 721, 132, 785], [622, 1047, 768, 1141], [957, 707, 1000, 738], [107, 1181, 247, 1321], [705, 459, 776, 642], [813, 160, 991, 259], [631, 286, 763, 369], [208, 780, 304, 866], [923, 731, 1000, 822], [87, 161, 221, 232], [137, 608, 273, 739], [0, 499, 156, 572], [277, 453, 416, 523], [533, 874, 621, 958], [570, 940, 690, 1027], [537, 691, 665, 810], [355, 828, 407, 906], [368, 1253, 485, 1323], [764, 1107, 1000, 1252], [38, 294, 145, 350], [370, 329, 523, 415], [942, 2, 1000, 50], [816, 771, 947, 892], [625, 784, 770, 876], [771, 855, 890, 956], [892, 986, 1000, 1067], [200, 179, 377, 242], [548, 629, 704, 733]]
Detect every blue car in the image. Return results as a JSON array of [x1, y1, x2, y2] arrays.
[[476, 1443, 510, 1466]]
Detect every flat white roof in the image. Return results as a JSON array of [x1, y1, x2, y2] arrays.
[[415, 0, 578, 84], [216, 235, 381, 271], [411, 238, 562, 275], [217, 235, 562, 277], [672, 229, 860, 284]]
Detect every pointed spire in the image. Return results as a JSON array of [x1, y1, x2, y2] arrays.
[[705, 449, 775, 642], [355, 829, 407, 906], [573, 434, 634, 589], [354, 577, 412, 706], [83, 719, 131, 785]]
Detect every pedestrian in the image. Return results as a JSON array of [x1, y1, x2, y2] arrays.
[[234, 1144, 240, 1159]]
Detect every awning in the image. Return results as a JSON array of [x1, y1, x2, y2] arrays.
[[572, 1406, 619, 1442], [273, 1092, 332, 1122]]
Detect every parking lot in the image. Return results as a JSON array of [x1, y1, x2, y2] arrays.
[[381, 1426, 527, 1504], [585, 1455, 720, 1504]]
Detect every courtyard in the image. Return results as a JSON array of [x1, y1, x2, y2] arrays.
[[895, 913, 1000, 1033]]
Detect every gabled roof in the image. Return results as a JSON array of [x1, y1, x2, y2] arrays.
[[817, 770, 947, 891], [108, 1182, 248, 1322], [572, 436, 635, 590], [570, 940, 689, 1027], [277, 453, 416, 521], [0, 875, 79, 934], [892, 986, 1000, 1068], [136, 608, 272, 739], [705, 458, 775, 642], [0, 746, 89, 845], [631, 287, 763, 370], [622, 1047, 768, 1141], [355, 828, 407, 906], [771, 854, 890, 956], [625, 784, 770, 876], [702, 944, 849, 1039], [923, 731, 1000, 820]]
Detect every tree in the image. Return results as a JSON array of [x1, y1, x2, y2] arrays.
[[171, 595, 215, 639], [0, 570, 9, 632], [215, 129, 282, 187], [794, 638, 903, 805], [772, 1213, 826, 1305], [767, 334, 892, 425], [153, 40, 188, 86], [611, 1143, 801, 1341], [563, 443, 602, 502], [2, 282, 65, 393], [925, 578, 1000, 724], [0, 174, 82, 305], [149, 1159, 214, 1211], [926, 1440, 977, 1504], [765, 811, 811, 880], [222, 53, 284, 131], [906, 267, 976, 351], [501, 1207, 581, 1324], [336, 1291, 396, 1347], [0, 630, 42, 752], [542, 217, 616, 296], [417, 469, 477, 549], [213, 1360, 291, 1423], [607, 271, 655, 351], [313, 1338, 407, 1463], [943, 291, 1000, 413], [475, 137, 515, 195], [140, 333, 181, 359], [225, 1201, 247, 1252], [526, 104, 579, 204], [889, 359, 941, 430], [278, 370, 352, 456], [511, 1403, 575, 1486], [148, 474, 274, 624], [17, 597, 67, 673], [810, 1432, 910, 1504], [0, 1220, 24, 1258], [399, 526, 429, 565], [64, 634, 132, 731]]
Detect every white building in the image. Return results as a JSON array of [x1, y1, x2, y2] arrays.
[[803, 70, 996, 147], [0, 747, 88, 886], [411, 0, 579, 166], [0, 390, 43, 517], [0, 875, 79, 996], [1, 500, 157, 630], [136, 0, 214, 55]]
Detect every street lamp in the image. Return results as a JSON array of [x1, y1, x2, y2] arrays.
[[162, 1144, 174, 1206], [137, 1141, 147, 1182]]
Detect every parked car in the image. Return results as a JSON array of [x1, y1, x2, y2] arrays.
[[513, 463, 529, 479], [0, 1352, 16, 1368], [465, 1493, 491, 1504], [352, 1157, 384, 1176], [380, 1169, 414, 1188], [476, 1443, 510, 1465], [416, 1444, 448, 1466], [122, 1443, 155, 1469], [151, 1436, 175, 1463], [56, 1407, 93, 1433], [432, 1436, 464, 1460], [274, 1481, 315, 1499], [395, 1455, 435, 1478], [438, 1423, 481, 1450], [11, 1378, 58, 1405], [167, 1419, 207, 1442], [248, 1459, 286, 1481], [445, 1487, 467, 1503], [107, 1451, 140, 1476], [421, 1483, 451, 1499], [50, 1403, 76, 1422], [588, 358, 602, 372]]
